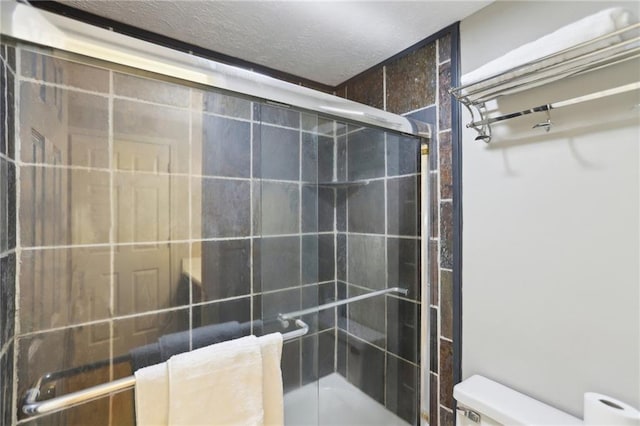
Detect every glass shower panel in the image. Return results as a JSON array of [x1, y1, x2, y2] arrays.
[[13, 41, 423, 426], [256, 107, 423, 426]]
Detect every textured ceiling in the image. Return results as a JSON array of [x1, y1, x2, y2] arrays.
[[58, 1, 492, 86]]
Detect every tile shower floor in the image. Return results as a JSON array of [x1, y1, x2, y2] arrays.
[[284, 373, 410, 426]]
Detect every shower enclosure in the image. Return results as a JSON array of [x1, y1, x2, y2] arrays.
[[1, 3, 429, 425]]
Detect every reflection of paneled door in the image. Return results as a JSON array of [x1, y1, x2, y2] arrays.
[[112, 140, 172, 355]]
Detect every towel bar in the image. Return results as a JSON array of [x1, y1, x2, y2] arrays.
[[22, 319, 309, 416], [278, 286, 409, 324]]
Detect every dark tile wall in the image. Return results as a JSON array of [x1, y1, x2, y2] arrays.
[[335, 25, 459, 426], [0, 41, 16, 426]]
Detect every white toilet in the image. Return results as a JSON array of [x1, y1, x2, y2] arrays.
[[453, 375, 582, 426]]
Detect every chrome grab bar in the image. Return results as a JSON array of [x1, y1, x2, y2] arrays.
[[278, 286, 408, 324], [22, 318, 309, 416]]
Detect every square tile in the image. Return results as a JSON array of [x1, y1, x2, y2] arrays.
[[346, 336, 385, 404], [440, 270, 454, 340], [386, 42, 436, 114], [199, 115, 251, 178], [199, 296, 251, 331], [387, 237, 420, 301], [336, 188, 346, 232], [113, 308, 189, 360], [201, 239, 251, 301], [20, 49, 110, 92], [347, 180, 385, 234], [429, 240, 439, 305], [20, 247, 109, 332], [1, 342, 14, 426], [261, 287, 300, 323], [114, 72, 189, 107], [1, 62, 6, 156], [439, 131, 453, 199], [430, 173, 439, 238], [439, 62, 452, 131], [114, 242, 190, 316], [258, 181, 299, 235], [317, 135, 334, 182], [6, 69, 13, 160], [301, 132, 318, 182], [440, 338, 454, 408], [0, 254, 15, 345], [302, 282, 335, 333], [114, 99, 189, 174], [439, 33, 452, 63], [302, 186, 334, 233], [20, 82, 109, 168], [17, 323, 111, 416], [430, 308, 438, 373], [347, 234, 385, 290], [346, 68, 384, 110], [20, 167, 110, 247], [202, 90, 252, 119], [254, 125, 300, 181], [387, 133, 420, 177], [253, 237, 300, 292], [430, 373, 439, 426], [336, 134, 347, 181], [440, 201, 453, 269], [301, 235, 319, 285], [199, 178, 251, 238], [255, 103, 300, 128], [347, 128, 385, 180], [387, 296, 420, 363], [348, 285, 385, 348], [0, 159, 7, 252], [6, 161, 14, 250], [386, 354, 419, 425], [302, 330, 335, 385], [116, 173, 189, 243], [282, 340, 301, 393], [337, 329, 347, 377], [387, 176, 419, 236], [337, 233, 346, 281], [318, 234, 335, 283]]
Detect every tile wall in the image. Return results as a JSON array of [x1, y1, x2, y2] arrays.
[[335, 25, 458, 426], [6, 45, 337, 425], [1, 41, 17, 426], [334, 126, 422, 425]]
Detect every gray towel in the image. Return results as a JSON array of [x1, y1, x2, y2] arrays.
[[129, 342, 161, 371], [159, 321, 242, 361]]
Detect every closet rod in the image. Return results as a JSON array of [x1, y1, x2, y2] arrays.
[[468, 82, 640, 129], [22, 319, 309, 417]]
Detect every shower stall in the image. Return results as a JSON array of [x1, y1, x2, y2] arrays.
[[1, 3, 429, 425]]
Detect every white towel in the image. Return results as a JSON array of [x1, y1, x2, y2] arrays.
[[258, 333, 284, 426], [168, 335, 264, 426], [461, 7, 635, 87], [135, 362, 169, 426]]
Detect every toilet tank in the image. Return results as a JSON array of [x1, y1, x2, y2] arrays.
[[454, 375, 582, 426]]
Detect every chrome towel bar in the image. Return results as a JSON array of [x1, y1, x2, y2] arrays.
[[22, 319, 309, 416], [278, 286, 409, 323]]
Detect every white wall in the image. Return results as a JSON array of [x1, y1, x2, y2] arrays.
[[460, 1, 640, 418]]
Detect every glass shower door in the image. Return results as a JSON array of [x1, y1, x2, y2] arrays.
[[256, 102, 422, 425]]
